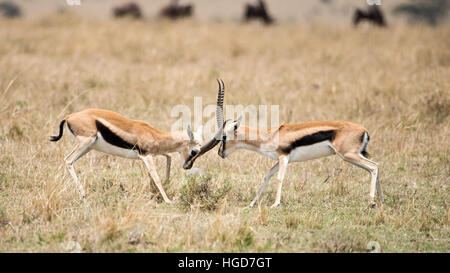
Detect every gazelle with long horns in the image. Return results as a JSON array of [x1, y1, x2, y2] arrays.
[[184, 82, 383, 208], [50, 82, 224, 202]]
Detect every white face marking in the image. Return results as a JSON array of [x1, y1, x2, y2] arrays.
[[92, 133, 140, 159], [288, 141, 335, 163]]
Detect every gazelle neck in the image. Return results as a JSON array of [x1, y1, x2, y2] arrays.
[[236, 125, 270, 145], [233, 126, 279, 159], [154, 130, 191, 153]]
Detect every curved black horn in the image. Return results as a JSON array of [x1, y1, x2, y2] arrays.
[[216, 79, 225, 140], [182, 80, 226, 169]]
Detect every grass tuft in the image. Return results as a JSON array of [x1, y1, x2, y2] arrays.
[[178, 174, 231, 212]]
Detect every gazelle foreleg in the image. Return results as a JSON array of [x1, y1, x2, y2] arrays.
[[162, 154, 171, 183], [65, 137, 96, 197], [249, 162, 279, 208], [140, 155, 172, 203], [271, 155, 289, 208]]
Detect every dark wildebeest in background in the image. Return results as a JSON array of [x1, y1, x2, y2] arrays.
[[244, 0, 274, 25], [112, 2, 142, 19], [353, 5, 387, 27], [159, 0, 193, 20], [0, 1, 21, 18], [393, 0, 449, 26]]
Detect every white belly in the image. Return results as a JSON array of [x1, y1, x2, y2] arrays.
[[92, 133, 140, 159], [257, 150, 280, 160], [288, 141, 334, 162]]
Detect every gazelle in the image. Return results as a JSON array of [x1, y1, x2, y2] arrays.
[[183, 85, 383, 208], [49, 83, 224, 202]]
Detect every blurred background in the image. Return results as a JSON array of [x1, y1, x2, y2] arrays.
[[1, 0, 449, 26]]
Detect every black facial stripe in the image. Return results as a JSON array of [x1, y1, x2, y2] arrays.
[[95, 120, 147, 155], [221, 135, 227, 151], [281, 130, 336, 154]]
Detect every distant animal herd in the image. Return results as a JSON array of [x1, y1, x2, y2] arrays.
[[111, 0, 387, 27], [0, 0, 389, 27]]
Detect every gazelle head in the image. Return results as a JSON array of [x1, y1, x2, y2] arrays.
[[218, 116, 243, 159], [181, 124, 203, 166], [183, 79, 225, 170]]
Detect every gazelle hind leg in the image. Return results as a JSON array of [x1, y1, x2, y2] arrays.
[[249, 162, 279, 208], [65, 137, 96, 197], [271, 155, 289, 208], [344, 153, 378, 207], [162, 154, 171, 183], [64, 144, 79, 162], [328, 144, 379, 207], [140, 155, 172, 203], [361, 154, 383, 203], [376, 177, 383, 204]]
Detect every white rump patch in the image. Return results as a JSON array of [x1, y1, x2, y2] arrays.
[[66, 122, 75, 138], [360, 132, 369, 155]]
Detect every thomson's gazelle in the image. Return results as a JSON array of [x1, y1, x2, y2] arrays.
[[219, 119, 382, 207], [49, 84, 229, 202], [183, 88, 383, 208]]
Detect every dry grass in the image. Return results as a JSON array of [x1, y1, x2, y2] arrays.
[[0, 14, 449, 252]]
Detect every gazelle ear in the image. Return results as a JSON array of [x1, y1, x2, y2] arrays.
[[235, 115, 243, 129], [187, 125, 195, 143]]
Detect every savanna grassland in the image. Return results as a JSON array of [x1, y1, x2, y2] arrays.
[[0, 14, 449, 252]]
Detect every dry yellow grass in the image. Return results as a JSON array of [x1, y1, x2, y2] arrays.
[[0, 14, 449, 252]]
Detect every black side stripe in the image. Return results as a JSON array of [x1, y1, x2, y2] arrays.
[[281, 130, 336, 154], [95, 120, 147, 155]]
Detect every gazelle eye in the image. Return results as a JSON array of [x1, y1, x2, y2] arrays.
[[190, 150, 198, 157]]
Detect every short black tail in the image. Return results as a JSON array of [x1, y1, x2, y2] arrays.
[[361, 150, 369, 158], [360, 131, 370, 158], [50, 120, 66, 142]]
